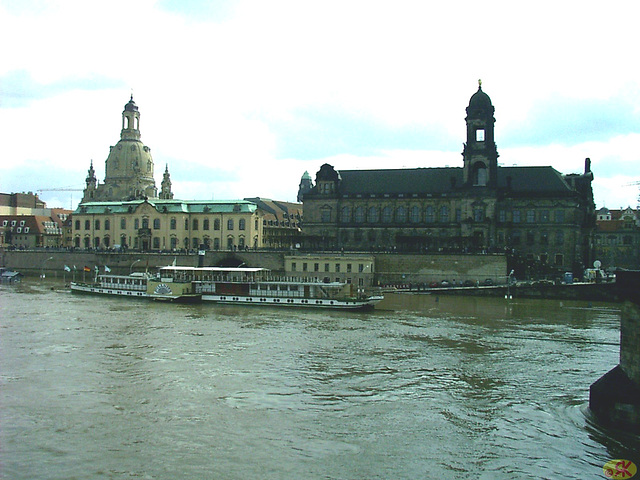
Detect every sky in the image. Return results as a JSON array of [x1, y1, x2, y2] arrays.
[[1, 0, 639, 211]]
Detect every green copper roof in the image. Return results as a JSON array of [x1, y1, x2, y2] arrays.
[[74, 199, 257, 215]]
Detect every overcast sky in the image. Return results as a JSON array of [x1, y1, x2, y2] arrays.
[[1, 0, 639, 211]]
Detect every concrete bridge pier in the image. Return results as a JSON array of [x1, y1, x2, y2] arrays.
[[590, 271, 640, 431]]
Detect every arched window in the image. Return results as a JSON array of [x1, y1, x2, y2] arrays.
[[153, 219, 160, 229], [425, 206, 434, 223], [214, 219, 220, 230], [368, 207, 379, 223], [104, 219, 110, 230], [355, 207, 365, 223], [410, 206, 421, 223], [239, 219, 246, 230], [473, 163, 487, 186], [440, 206, 449, 223], [396, 207, 407, 223], [227, 219, 234, 230], [340, 206, 351, 223], [382, 207, 392, 223]]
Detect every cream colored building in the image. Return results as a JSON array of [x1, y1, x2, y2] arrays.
[[284, 254, 375, 287], [73, 96, 270, 251], [73, 199, 261, 251]]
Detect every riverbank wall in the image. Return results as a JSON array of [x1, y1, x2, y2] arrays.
[[0, 249, 507, 286], [590, 270, 640, 432]]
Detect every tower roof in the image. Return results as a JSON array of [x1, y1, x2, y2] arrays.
[[124, 95, 138, 112], [468, 83, 493, 111]]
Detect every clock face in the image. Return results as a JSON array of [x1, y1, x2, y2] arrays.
[[476, 129, 485, 142]]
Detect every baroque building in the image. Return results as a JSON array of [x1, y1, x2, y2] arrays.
[[302, 83, 596, 275], [82, 96, 166, 202], [72, 97, 277, 252], [73, 199, 261, 251]]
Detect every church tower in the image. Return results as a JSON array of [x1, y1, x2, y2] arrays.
[[159, 164, 174, 199], [81, 96, 158, 203], [297, 171, 313, 202], [462, 81, 499, 188], [81, 160, 98, 202]]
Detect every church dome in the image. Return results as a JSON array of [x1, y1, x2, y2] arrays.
[[466, 82, 495, 118], [469, 85, 492, 110], [124, 96, 139, 112]]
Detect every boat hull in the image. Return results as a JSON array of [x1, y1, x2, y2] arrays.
[[200, 293, 383, 310], [70, 283, 148, 298]]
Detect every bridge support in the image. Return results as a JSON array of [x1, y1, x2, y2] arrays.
[[590, 271, 640, 431]]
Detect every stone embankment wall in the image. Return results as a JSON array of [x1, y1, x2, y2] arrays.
[[1, 250, 506, 284], [374, 253, 506, 285]]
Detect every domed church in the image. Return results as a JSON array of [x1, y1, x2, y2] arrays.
[[81, 96, 169, 202]]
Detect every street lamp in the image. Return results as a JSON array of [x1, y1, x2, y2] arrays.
[[40, 256, 54, 279], [505, 269, 514, 299], [130, 258, 142, 274]]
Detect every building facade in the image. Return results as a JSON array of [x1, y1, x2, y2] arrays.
[[72, 199, 261, 251], [594, 207, 640, 270], [0, 192, 71, 248], [302, 84, 596, 277], [284, 254, 375, 287]]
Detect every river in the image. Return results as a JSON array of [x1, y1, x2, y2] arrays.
[[1, 279, 639, 479]]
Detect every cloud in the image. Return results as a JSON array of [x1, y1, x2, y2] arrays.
[[501, 92, 640, 147], [0, 70, 125, 108]]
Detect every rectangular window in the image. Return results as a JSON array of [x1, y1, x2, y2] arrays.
[[555, 210, 565, 223], [512, 210, 521, 223], [335, 263, 340, 273], [347, 263, 352, 273], [540, 210, 549, 222], [135, 219, 140, 229], [314, 263, 319, 272], [303, 263, 308, 272], [153, 219, 160, 229], [499, 210, 506, 223], [324, 263, 330, 272], [358, 264, 364, 273], [526, 210, 535, 223], [85, 220, 90, 230], [120, 218, 126, 229], [291, 262, 296, 272], [75, 220, 80, 230]]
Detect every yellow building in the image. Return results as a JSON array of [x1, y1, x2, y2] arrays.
[[72, 96, 272, 251], [284, 254, 375, 287], [72, 198, 261, 251]]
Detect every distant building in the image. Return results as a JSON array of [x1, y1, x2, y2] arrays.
[[0, 193, 70, 249], [297, 171, 313, 202], [245, 198, 303, 249], [302, 83, 596, 276], [594, 207, 640, 270]]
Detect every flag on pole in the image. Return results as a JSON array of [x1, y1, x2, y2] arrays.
[[105, 265, 111, 273], [83, 266, 91, 272], [64, 265, 71, 272]]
